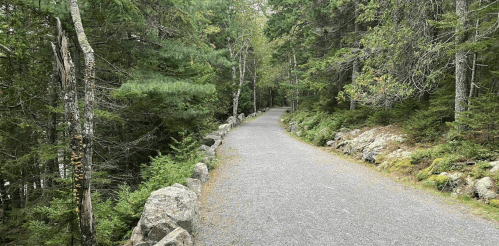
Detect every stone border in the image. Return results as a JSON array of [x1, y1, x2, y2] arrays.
[[128, 109, 269, 246]]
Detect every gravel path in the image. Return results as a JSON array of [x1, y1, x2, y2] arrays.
[[196, 108, 499, 246]]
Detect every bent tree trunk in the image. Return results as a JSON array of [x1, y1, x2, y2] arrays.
[[455, 0, 467, 126], [69, 0, 98, 244]]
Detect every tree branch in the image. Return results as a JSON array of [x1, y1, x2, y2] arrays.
[[0, 43, 12, 55]]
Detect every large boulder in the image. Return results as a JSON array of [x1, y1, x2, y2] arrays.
[[218, 124, 230, 137], [490, 160, 499, 173], [237, 113, 245, 124], [192, 163, 209, 183], [212, 140, 222, 149], [335, 126, 406, 163], [288, 122, 300, 133], [476, 177, 497, 200], [361, 137, 388, 162], [198, 145, 210, 152], [186, 178, 202, 198], [130, 185, 199, 246], [226, 116, 237, 128], [205, 147, 216, 157], [153, 227, 193, 246]]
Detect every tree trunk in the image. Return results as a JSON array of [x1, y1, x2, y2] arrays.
[[292, 48, 299, 112], [469, 3, 480, 108], [46, 55, 60, 191], [233, 36, 251, 116], [269, 88, 273, 107], [253, 59, 257, 113], [350, 0, 360, 110], [0, 174, 9, 218], [227, 38, 238, 116], [68, 0, 98, 244], [288, 57, 296, 113], [455, 0, 468, 124], [52, 15, 84, 238]]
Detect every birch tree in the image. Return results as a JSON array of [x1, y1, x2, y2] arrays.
[[233, 34, 252, 116]]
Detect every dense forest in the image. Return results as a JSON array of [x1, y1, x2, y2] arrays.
[[1, 0, 499, 245]]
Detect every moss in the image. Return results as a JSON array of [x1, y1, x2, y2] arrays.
[[389, 158, 413, 174], [490, 199, 499, 208], [417, 165, 433, 180], [432, 158, 445, 165], [416, 170, 429, 181], [470, 163, 491, 179], [428, 175, 450, 190]]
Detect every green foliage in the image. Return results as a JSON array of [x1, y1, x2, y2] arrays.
[[169, 131, 200, 162], [470, 161, 493, 179], [106, 185, 151, 243], [411, 139, 492, 168], [490, 199, 499, 208], [306, 120, 337, 146], [453, 93, 499, 145], [25, 178, 80, 245], [388, 158, 413, 174], [142, 154, 197, 192], [427, 175, 451, 190], [336, 107, 371, 128], [284, 108, 375, 145], [404, 88, 454, 142]]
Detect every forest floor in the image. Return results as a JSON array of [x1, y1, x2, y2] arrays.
[[195, 108, 499, 246]]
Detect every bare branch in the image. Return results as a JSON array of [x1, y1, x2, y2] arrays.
[[0, 43, 12, 55]]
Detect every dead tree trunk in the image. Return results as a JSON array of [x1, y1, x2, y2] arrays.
[[68, 0, 98, 244], [51, 15, 84, 238]]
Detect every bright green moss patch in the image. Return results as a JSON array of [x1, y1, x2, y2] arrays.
[[389, 158, 413, 174], [490, 199, 499, 208], [427, 175, 451, 190]]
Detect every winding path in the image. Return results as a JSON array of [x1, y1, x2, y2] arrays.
[[196, 108, 499, 246]]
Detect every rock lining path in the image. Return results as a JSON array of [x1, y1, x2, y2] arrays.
[[196, 108, 499, 245]]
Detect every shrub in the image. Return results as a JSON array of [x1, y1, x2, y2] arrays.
[[341, 107, 372, 127], [403, 88, 454, 142], [366, 109, 392, 126], [454, 92, 499, 145]]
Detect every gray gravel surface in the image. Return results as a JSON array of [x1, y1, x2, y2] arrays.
[[196, 108, 499, 246]]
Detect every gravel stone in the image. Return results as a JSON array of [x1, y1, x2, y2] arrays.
[[196, 108, 499, 245]]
